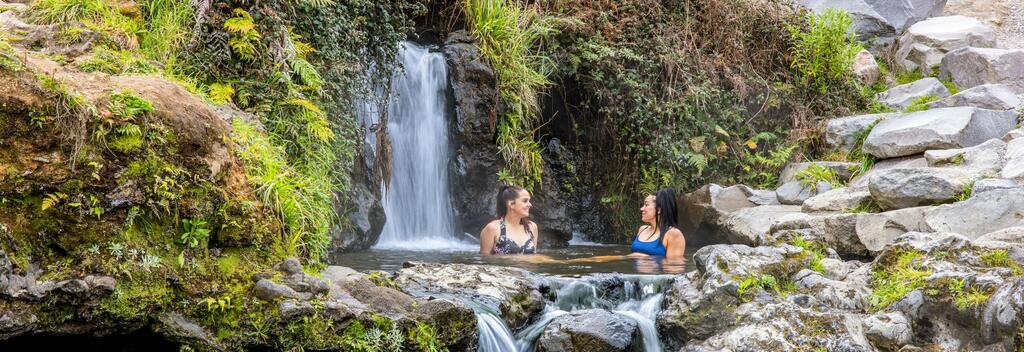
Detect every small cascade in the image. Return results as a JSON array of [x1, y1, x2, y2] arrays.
[[477, 275, 672, 352], [365, 41, 473, 251]]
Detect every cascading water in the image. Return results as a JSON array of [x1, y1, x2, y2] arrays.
[[368, 42, 472, 251], [476, 275, 671, 352]]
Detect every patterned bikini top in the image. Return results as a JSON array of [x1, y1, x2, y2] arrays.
[[492, 217, 537, 255]]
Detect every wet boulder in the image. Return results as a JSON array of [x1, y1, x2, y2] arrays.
[[537, 309, 637, 352], [393, 262, 543, 328], [862, 107, 1017, 159]]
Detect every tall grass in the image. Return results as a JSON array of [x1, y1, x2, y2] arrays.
[[463, 0, 557, 189], [232, 118, 334, 263], [138, 0, 193, 65]]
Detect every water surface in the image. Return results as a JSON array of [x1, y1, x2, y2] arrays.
[[330, 244, 698, 275]]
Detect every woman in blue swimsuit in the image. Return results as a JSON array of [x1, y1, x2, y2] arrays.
[[629, 188, 685, 259], [480, 186, 539, 255]]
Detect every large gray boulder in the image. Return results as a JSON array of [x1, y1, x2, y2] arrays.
[[801, 188, 872, 213], [799, 0, 897, 51], [940, 47, 1024, 93], [537, 309, 637, 352], [868, 167, 975, 209], [894, 15, 996, 74], [862, 107, 1018, 159], [1000, 137, 1024, 181], [850, 155, 928, 190], [928, 84, 1024, 110], [719, 206, 803, 245], [924, 138, 1006, 177], [864, 0, 947, 32], [826, 113, 895, 153], [776, 180, 833, 205], [876, 77, 951, 109], [855, 206, 932, 253], [923, 187, 1024, 238]]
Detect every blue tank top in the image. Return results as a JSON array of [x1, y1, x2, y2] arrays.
[[630, 226, 666, 256]]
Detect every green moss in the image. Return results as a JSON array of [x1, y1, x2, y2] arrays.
[[100, 277, 173, 320], [870, 248, 931, 310], [895, 69, 925, 85]]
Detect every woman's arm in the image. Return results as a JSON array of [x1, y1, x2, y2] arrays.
[[664, 228, 686, 259], [530, 222, 540, 252], [479, 222, 498, 255]]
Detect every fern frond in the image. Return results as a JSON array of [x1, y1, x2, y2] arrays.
[[223, 9, 256, 34], [288, 57, 324, 91], [41, 192, 67, 210]]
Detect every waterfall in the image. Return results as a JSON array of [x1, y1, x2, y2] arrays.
[[477, 275, 671, 352], [369, 41, 472, 251]]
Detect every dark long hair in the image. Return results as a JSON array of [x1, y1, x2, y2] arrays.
[[653, 188, 678, 237], [496, 185, 526, 218]]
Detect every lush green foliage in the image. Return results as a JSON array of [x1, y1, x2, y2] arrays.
[[794, 163, 844, 191], [463, 0, 557, 189], [788, 8, 862, 93], [791, 236, 827, 274]]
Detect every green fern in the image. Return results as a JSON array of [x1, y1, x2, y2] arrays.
[[224, 9, 260, 61], [288, 57, 324, 91], [41, 192, 68, 211]]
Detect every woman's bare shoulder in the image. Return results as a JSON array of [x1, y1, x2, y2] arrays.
[[481, 220, 501, 232]]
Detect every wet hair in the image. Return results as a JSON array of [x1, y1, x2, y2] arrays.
[[651, 188, 678, 237], [496, 185, 527, 218]]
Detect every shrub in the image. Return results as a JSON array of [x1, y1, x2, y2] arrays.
[[788, 8, 862, 93]]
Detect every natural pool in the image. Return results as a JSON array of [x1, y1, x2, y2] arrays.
[[329, 243, 698, 276]]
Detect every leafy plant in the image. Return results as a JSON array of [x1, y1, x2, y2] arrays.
[[788, 8, 862, 93], [223, 8, 260, 61], [792, 236, 827, 274], [845, 198, 882, 213], [208, 83, 235, 104], [41, 192, 68, 210], [952, 180, 975, 202], [904, 95, 938, 113], [980, 249, 1024, 275], [794, 163, 844, 191], [180, 218, 211, 249]]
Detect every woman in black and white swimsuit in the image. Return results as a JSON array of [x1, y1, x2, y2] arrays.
[[479, 185, 539, 255]]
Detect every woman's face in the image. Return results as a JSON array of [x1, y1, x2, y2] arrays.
[[640, 195, 656, 223], [507, 190, 532, 218]]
